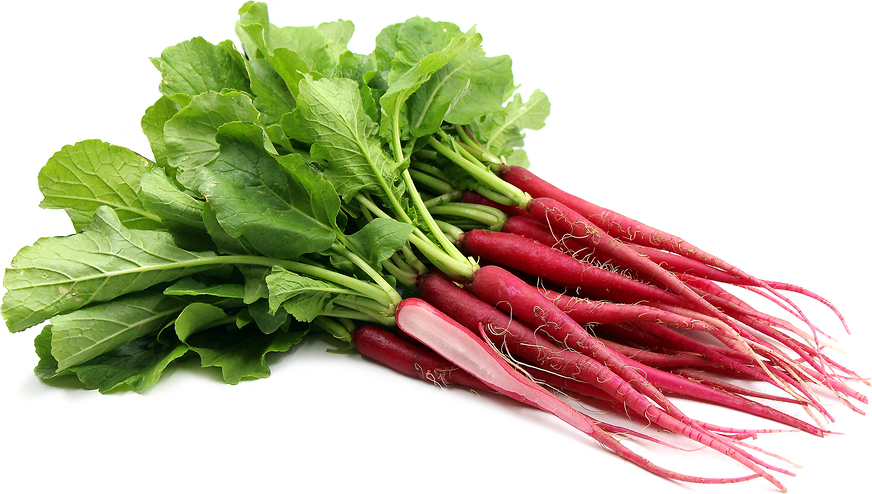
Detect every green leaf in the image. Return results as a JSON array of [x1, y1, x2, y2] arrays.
[[163, 91, 264, 189], [472, 89, 550, 157], [266, 266, 347, 322], [163, 277, 246, 299], [408, 51, 513, 135], [284, 77, 403, 201], [141, 96, 183, 169], [34, 325, 67, 380], [173, 302, 231, 340], [2, 207, 217, 332], [140, 168, 206, 228], [378, 29, 482, 151], [38, 140, 163, 231], [150, 37, 250, 102], [344, 217, 414, 267], [244, 57, 296, 126], [247, 298, 288, 334], [180, 308, 307, 385], [197, 121, 340, 260], [49, 291, 188, 370], [70, 333, 188, 393]]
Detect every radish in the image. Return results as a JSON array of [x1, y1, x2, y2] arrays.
[[393, 298, 775, 488]]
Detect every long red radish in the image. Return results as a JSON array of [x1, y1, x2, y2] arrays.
[[395, 297, 782, 488], [419, 271, 824, 435], [393, 298, 768, 486], [352, 324, 490, 391], [501, 165, 846, 335], [458, 229, 687, 307]]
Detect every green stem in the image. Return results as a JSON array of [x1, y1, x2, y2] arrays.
[[219, 255, 395, 310], [330, 241, 402, 306], [409, 169, 456, 195], [402, 169, 468, 264], [429, 135, 530, 209], [429, 203, 507, 229], [355, 192, 477, 280], [423, 190, 462, 208]]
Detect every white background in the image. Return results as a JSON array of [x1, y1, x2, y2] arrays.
[[2, 1, 870, 493]]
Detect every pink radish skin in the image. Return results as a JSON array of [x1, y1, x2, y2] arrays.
[[458, 229, 687, 308], [394, 297, 774, 487], [502, 165, 842, 336], [352, 324, 490, 391], [419, 272, 824, 436]]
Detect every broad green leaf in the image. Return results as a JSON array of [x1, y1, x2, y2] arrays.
[[34, 325, 68, 380], [181, 317, 307, 384], [373, 22, 402, 76], [379, 31, 482, 153], [472, 89, 550, 157], [236, 2, 348, 97], [163, 277, 246, 299], [197, 121, 340, 260], [248, 298, 288, 334], [141, 96, 183, 169], [337, 51, 379, 122], [409, 51, 513, 133], [49, 291, 188, 370], [38, 140, 162, 231], [163, 91, 264, 189], [202, 201, 257, 256], [173, 302, 231, 340], [1, 206, 217, 333], [72, 337, 188, 393], [284, 77, 403, 201], [344, 218, 414, 267], [35, 325, 189, 393], [266, 266, 348, 322], [244, 57, 296, 125], [150, 37, 250, 102], [140, 168, 206, 228], [239, 265, 270, 304]]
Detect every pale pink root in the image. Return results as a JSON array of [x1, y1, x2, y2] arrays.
[[394, 298, 768, 486]]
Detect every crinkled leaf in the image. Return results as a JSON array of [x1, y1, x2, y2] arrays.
[[38, 140, 162, 231], [344, 217, 414, 267], [196, 121, 340, 260], [1, 207, 217, 333], [284, 77, 403, 201], [150, 37, 250, 102], [178, 304, 307, 385]]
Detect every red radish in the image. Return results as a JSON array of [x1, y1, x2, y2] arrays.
[[393, 297, 775, 488], [352, 324, 490, 391], [458, 229, 687, 307], [501, 165, 846, 335], [419, 271, 823, 435]]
